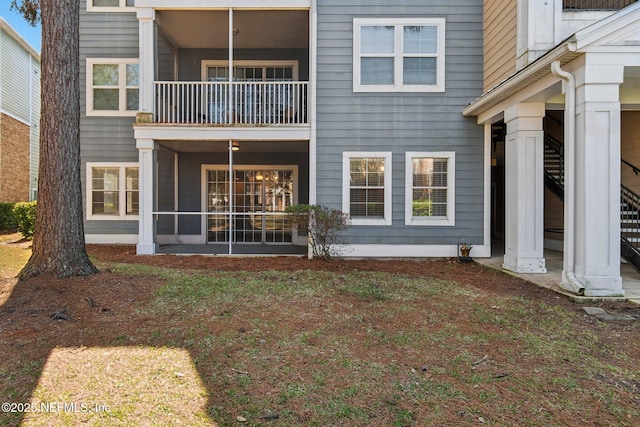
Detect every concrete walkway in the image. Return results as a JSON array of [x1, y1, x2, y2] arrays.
[[476, 250, 640, 305]]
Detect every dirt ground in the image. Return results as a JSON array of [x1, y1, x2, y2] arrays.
[[1, 244, 639, 425], [86, 244, 640, 310]]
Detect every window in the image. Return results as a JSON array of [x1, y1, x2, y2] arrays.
[[87, 0, 135, 12], [87, 163, 139, 220], [405, 152, 455, 226], [201, 60, 299, 82], [342, 152, 392, 226], [87, 59, 139, 116], [353, 18, 445, 92]]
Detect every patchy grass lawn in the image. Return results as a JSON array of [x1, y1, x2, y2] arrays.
[[0, 243, 639, 426]]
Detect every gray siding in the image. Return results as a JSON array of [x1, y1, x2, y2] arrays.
[[157, 29, 176, 81], [316, 0, 485, 246], [157, 146, 176, 234], [78, 0, 486, 249], [80, 1, 139, 235]]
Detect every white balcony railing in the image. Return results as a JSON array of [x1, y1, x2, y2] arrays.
[[154, 81, 309, 125]]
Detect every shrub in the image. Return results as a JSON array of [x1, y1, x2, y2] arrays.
[[412, 200, 433, 217], [285, 204, 350, 260], [0, 203, 16, 231], [13, 201, 37, 239]]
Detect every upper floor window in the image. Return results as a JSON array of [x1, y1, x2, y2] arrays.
[[86, 59, 139, 116], [353, 18, 445, 93], [87, 0, 135, 12]]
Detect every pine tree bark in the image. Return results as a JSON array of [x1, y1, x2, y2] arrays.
[[18, 0, 98, 280]]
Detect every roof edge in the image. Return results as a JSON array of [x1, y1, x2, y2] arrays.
[[0, 17, 40, 61], [462, 40, 574, 118]]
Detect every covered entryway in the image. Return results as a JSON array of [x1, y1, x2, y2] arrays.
[[464, 4, 640, 297]]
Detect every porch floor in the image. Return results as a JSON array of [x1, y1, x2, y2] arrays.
[[158, 244, 307, 256], [476, 249, 640, 305]]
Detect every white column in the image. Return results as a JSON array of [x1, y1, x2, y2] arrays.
[[570, 57, 624, 296], [137, 8, 155, 115], [137, 139, 157, 255], [503, 102, 547, 273]]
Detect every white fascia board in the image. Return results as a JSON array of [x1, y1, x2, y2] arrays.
[[573, 2, 640, 50], [475, 72, 563, 125], [85, 234, 139, 244], [0, 17, 40, 60], [135, 0, 310, 9], [133, 125, 311, 141], [463, 43, 575, 121]]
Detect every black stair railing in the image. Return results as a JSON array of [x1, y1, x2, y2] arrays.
[[543, 133, 565, 199], [542, 131, 640, 273], [620, 183, 640, 272]]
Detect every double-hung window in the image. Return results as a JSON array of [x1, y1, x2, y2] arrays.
[[353, 18, 445, 92], [87, 59, 139, 116], [405, 152, 455, 226], [87, 0, 135, 12], [343, 152, 392, 226], [87, 163, 139, 220]]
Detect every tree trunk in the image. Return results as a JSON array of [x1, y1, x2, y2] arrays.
[[18, 0, 98, 280]]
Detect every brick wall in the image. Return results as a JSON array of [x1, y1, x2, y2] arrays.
[[0, 113, 30, 202]]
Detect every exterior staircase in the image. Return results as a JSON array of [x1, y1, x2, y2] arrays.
[[543, 133, 640, 272]]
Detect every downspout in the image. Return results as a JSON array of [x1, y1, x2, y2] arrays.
[[550, 60, 585, 296]]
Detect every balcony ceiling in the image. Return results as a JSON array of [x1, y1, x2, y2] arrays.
[[157, 140, 309, 153], [157, 10, 309, 49]]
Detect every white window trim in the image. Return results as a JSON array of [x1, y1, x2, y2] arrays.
[[342, 152, 392, 226], [200, 60, 300, 82], [87, 0, 135, 12], [353, 17, 445, 93], [87, 162, 139, 221], [405, 151, 455, 226], [86, 58, 139, 117]]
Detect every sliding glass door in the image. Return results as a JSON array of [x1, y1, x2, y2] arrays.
[[205, 167, 296, 244]]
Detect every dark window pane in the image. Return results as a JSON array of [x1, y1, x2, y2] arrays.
[[94, 89, 119, 110], [403, 58, 437, 85], [361, 58, 394, 85]]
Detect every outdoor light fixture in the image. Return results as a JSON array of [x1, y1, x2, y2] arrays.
[[232, 141, 240, 151]]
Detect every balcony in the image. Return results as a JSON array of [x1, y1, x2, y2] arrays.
[[138, 7, 311, 129], [155, 81, 309, 125]]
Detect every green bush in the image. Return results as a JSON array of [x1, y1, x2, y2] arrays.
[[13, 201, 37, 239], [285, 204, 350, 260], [412, 200, 433, 217], [0, 203, 16, 231]]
